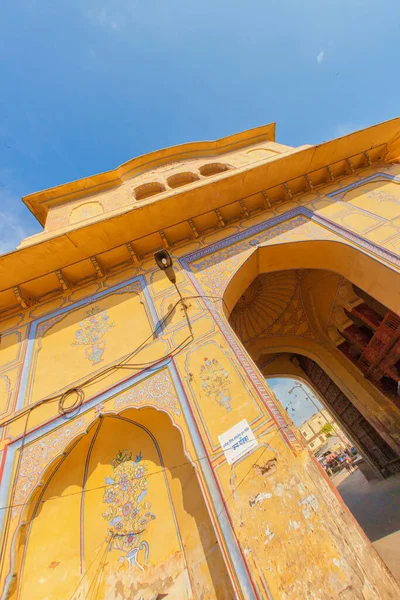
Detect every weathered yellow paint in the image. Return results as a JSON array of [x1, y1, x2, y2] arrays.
[[0, 119, 399, 599]]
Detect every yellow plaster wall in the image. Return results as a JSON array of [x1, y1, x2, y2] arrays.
[[2, 153, 400, 598], [17, 409, 234, 600], [182, 334, 263, 449], [28, 290, 154, 406], [43, 138, 292, 233], [305, 164, 400, 258], [19, 429, 93, 600]]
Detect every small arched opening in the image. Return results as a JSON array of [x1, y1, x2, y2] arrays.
[[167, 171, 199, 189], [199, 163, 229, 177], [133, 182, 166, 201]]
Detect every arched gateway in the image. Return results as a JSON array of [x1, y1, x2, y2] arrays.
[[1, 120, 400, 598], [225, 244, 400, 479]]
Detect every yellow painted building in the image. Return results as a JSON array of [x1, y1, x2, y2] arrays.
[[298, 410, 349, 454], [1, 119, 400, 598]]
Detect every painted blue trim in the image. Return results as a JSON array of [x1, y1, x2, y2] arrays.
[[15, 434, 84, 600], [181, 207, 400, 270], [14, 274, 157, 412], [183, 208, 305, 264], [0, 359, 257, 600], [183, 339, 263, 452], [4, 170, 399, 599], [326, 172, 399, 197], [168, 362, 257, 599], [180, 172, 400, 270], [79, 418, 103, 573]]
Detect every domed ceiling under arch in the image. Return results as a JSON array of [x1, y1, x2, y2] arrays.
[[229, 270, 314, 345]]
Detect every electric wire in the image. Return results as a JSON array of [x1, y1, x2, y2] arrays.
[[1, 296, 185, 428], [214, 421, 292, 521], [0, 422, 293, 512], [0, 294, 194, 568], [0, 421, 294, 591], [7, 423, 294, 598], [0, 292, 225, 430], [0, 289, 297, 576], [67, 536, 112, 600], [87, 537, 112, 600], [191, 422, 294, 561]]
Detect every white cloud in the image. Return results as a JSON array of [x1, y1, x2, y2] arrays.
[[316, 50, 324, 64]]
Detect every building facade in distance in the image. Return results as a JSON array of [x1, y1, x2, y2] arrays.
[[1, 120, 400, 598], [299, 409, 349, 454]]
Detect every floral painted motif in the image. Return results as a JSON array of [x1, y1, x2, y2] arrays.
[[13, 418, 87, 518], [190, 215, 311, 295], [114, 370, 181, 417], [71, 305, 114, 365], [102, 449, 156, 570], [365, 189, 400, 203], [200, 357, 232, 411]]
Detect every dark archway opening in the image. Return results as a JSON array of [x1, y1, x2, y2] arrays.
[[297, 355, 400, 478], [228, 267, 400, 479]]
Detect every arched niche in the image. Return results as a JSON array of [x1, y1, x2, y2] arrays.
[[167, 171, 199, 189], [69, 201, 104, 225], [199, 163, 229, 177], [245, 147, 278, 160], [133, 182, 165, 201], [12, 408, 234, 600]]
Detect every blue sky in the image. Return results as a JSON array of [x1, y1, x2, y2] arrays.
[[1, 0, 399, 252], [267, 378, 323, 426]]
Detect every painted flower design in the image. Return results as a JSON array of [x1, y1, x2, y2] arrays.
[[122, 502, 133, 517], [135, 466, 145, 479], [102, 449, 156, 568], [199, 356, 232, 412], [105, 490, 115, 503], [120, 473, 130, 491], [71, 306, 114, 365]]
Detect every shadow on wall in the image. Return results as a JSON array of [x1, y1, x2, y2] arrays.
[[17, 408, 235, 600]]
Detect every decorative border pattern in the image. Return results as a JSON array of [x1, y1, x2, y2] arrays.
[[13, 275, 157, 412], [0, 360, 258, 600], [179, 172, 400, 455], [184, 339, 264, 451], [185, 203, 400, 269], [327, 172, 399, 198], [1, 171, 400, 600]]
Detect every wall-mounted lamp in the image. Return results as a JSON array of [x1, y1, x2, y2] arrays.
[[154, 249, 176, 284], [154, 249, 193, 338]]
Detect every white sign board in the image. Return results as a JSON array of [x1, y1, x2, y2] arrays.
[[218, 419, 258, 465]]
